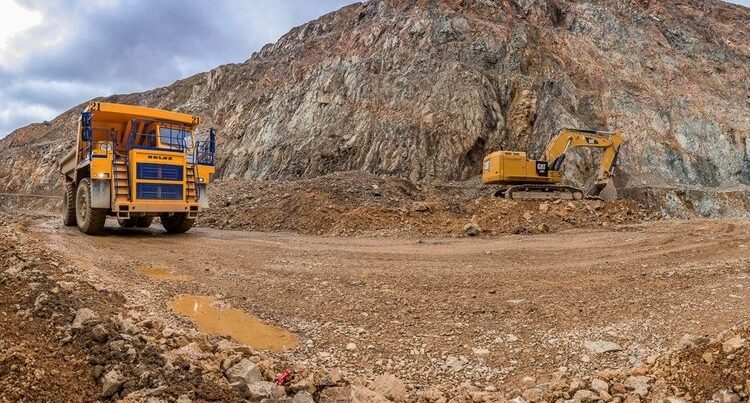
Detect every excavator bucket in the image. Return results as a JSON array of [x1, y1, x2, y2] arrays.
[[592, 179, 618, 200]]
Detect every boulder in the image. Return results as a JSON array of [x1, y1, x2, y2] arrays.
[[116, 314, 139, 335], [293, 391, 315, 403], [583, 340, 623, 354], [712, 390, 741, 403], [464, 223, 481, 237], [91, 324, 111, 343], [624, 376, 653, 397], [590, 378, 609, 394], [371, 373, 406, 402], [445, 355, 465, 372], [247, 381, 276, 400], [721, 336, 746, 354], [572, 389, 597, 402], [412, 202, 429, 212], [72, 308, 98, 329], [225, 358, 263, 385], [101, 369, 122, 398], [169, 342, 210, 361], [351, 385, 390, 403]]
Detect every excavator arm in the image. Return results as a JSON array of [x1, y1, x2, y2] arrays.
[[542, 128, 623, 196]]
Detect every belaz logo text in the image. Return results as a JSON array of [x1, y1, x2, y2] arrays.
[[147, 155, 173, 161]]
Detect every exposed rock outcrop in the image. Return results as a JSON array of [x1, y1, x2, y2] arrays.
[[1, 0, 749, 216]]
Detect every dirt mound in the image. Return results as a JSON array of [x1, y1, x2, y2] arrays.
[[647, 329, 750, 401], [0, 214, 245, 401], [198, 172, 659, 236], [509, 327, 750, 403]]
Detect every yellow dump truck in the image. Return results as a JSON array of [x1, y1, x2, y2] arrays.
[[60, 102, 216, 235]]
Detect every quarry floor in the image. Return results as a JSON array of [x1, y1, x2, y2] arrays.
[[29, 215, 750, 389]]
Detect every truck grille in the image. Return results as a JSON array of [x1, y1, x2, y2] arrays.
[[136, 163, 183, 181], [136, 183, 183, 200]]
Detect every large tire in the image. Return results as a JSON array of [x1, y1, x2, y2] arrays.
[[62, 182, 77, 226], [160, 213, 194, 234], [75, 178, 106, 235]]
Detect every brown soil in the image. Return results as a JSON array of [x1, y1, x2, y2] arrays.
[[0, 214, 246, 402], [651, 327, 750, 401], [0, 215, 102, 402], [198, 172, 658, 236], [23, 212, 750, 398]]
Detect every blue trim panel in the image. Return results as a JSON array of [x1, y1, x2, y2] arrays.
[[136, 163, 183, 181], [136, 183, 183, 200]]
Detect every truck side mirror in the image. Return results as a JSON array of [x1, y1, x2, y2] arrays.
[[81, 111, 93, 142]]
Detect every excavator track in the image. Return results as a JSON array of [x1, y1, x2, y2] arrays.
[[494, 184, 585, 200]]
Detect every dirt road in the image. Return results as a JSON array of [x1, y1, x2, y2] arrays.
[[31, 217, 750, 390]]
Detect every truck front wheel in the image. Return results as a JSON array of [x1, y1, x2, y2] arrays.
[[62, 182, 77, 226], [160, 213, 194, 234], [76, 178, 107, 235]]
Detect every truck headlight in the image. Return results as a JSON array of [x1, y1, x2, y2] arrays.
[[97, 172, 110, 179]]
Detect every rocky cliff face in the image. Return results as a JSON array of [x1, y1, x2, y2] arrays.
[[1, 0, 749, 216]]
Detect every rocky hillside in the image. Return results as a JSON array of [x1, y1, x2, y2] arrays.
[[1, 0, 749, 216]]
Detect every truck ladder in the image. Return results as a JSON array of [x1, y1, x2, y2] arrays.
[[113, 158, 130, 202], [185, 163, 198, 202]]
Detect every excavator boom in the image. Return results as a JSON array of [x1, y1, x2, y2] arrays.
[[543, 128, 623, 195]]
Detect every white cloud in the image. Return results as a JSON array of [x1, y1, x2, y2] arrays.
[[0, 0, 353, 137], [0, 0, 42, 67], [0, 100, 56, 128]]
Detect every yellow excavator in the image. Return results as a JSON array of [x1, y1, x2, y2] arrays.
[[482, 128, 623, 200]]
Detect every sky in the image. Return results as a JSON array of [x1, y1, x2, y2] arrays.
[[0, 0, 352, 137], [0, 0, 748, 137]]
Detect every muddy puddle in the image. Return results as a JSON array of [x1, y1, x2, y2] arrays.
[[137, 267, 193, 281], [170, 295, 299, 351]]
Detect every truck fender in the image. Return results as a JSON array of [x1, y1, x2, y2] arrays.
[[197, 184, 209, 209], [90, 179, 111, 209]]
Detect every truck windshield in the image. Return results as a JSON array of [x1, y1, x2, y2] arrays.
[[159, 127, 192, 149]]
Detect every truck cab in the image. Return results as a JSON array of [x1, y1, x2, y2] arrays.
[[60, 102, 216, 235]]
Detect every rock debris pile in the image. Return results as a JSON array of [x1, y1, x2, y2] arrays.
[[199, 172, 659, 236]]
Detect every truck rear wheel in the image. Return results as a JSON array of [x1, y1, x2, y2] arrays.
[[62, 182, 77, 226], [160, 213, 194, 234], [76, 178, 106, 235]]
